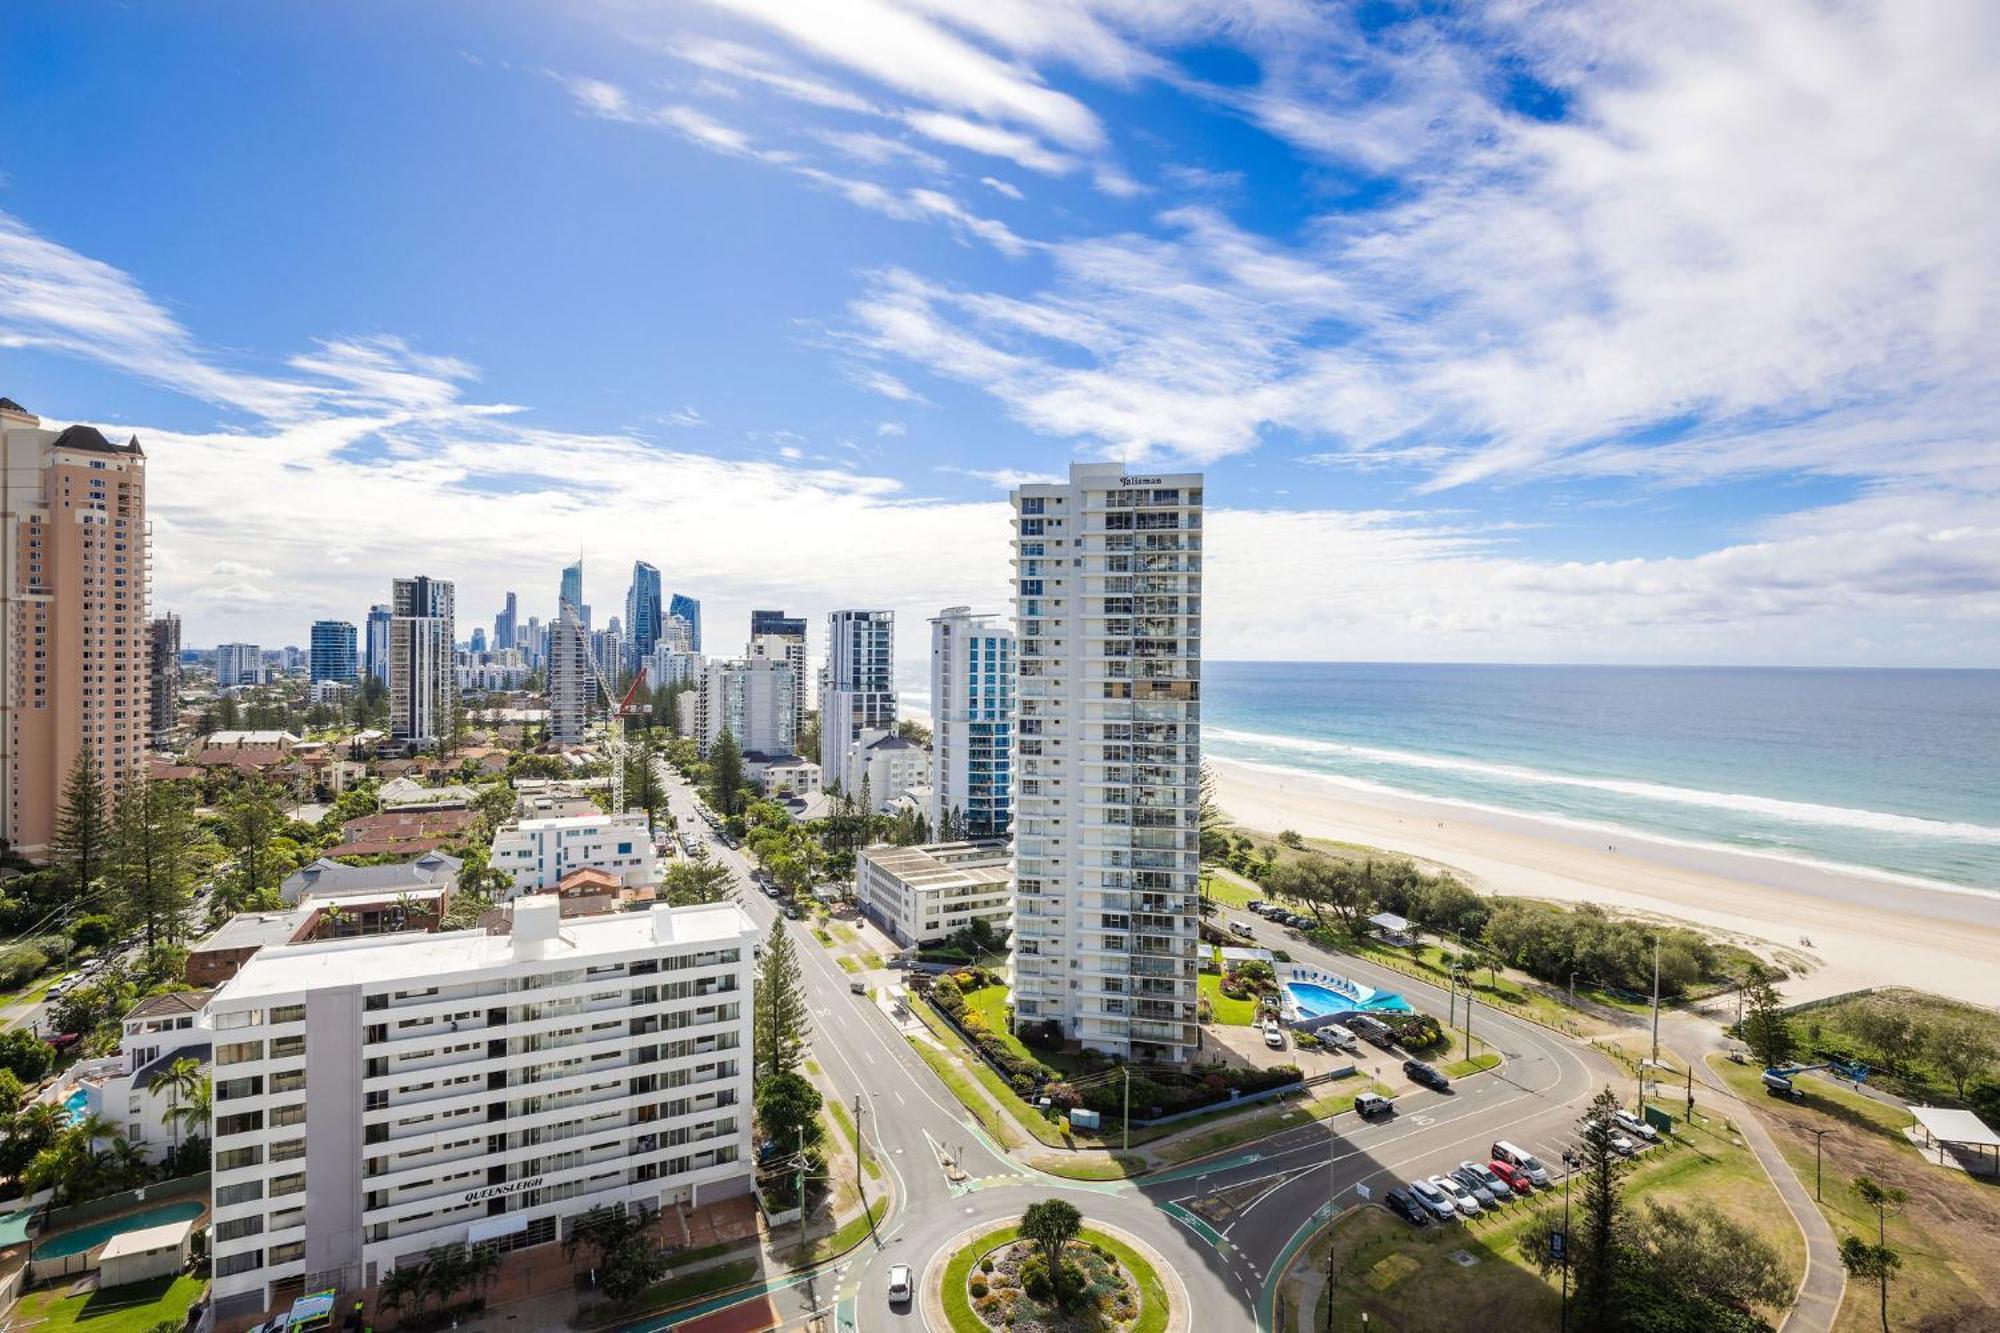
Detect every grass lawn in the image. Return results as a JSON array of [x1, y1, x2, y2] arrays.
[[1445, 1051, 1502, 1079], [803, 1197, 887, 1264], [1198, 971, 1259, 1026], [1705, 1055, 1999, 1332], [626, 1259, 758, 1318], [12, 1275, 205, 1333], [1026, 1153, 1150, 1180], [905, 1033, 1023, 1150], [1200, 868, 1265, 910], [1300, 1103, 1803, 1332], [959, 983, 1096, 1077]]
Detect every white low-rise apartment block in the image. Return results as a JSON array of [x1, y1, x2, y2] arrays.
[[63, 992, 215, 1163], [742, 752, 820, 796], [204, 896, 756, 1323], [857, 840, 1012, 948], [490, 813, 658, 896], [838, 729, 930, 812]]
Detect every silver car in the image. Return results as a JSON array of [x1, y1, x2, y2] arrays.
[[886, 1263, 913, 1304], [1407, 1177, 1458, 1222], [1429, 1173, 1483, 1218], [1456, 1161, 1513, 1205]]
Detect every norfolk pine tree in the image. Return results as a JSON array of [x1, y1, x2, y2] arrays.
[[754, 920, 811, 1082], [52, 749, 112, 897]]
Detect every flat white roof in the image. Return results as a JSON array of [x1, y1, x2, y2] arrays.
[[99, 1217, 194, 1259], [211, 901, 755, 1006], [1910, 1106, 2000, 1148], [507, 812, 645, 832]]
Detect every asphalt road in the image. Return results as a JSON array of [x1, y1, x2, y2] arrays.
[[648, 771, 1618, 1332]]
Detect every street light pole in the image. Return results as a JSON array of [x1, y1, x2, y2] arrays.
[[1559, 1150, 1576, 1333], [1649, 936, 1661, 1068], [1795, 1125, 1833, 1201], [1122, 1065, 1131, 1154]]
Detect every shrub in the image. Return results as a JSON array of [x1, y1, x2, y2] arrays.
[[980, 1256, 995, 1274], [970, 1276, 988, 1298]]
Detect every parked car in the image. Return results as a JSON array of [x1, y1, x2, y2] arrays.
[[850, 979, 868, 995], [1262, 1021, 1286, 1049], [1228, 919, 1255, 937], [1354, 1091, 1395, 1118], [1429, 1173, 1483, 1217], [1406, 1177, 1458, 1222], [1613, 1109, 1661, 1142], [1350, 1015, 1397, 1048], [1587, 1119, 1639, 1154], [1403, 1059, 1451, 1091], [46, 1032, 81, 1051], [1247, 899, 1269, 914], [1383, 1187, 1429, 1226], [887, 1264, 913, 1304], [1486, 1159, 1535, 1195], [1492, 1141, 1553, 1186], [1456, 1161, 1513, 1205], [1323, 1024, 1359, 1050]]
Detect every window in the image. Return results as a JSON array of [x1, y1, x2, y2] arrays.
[[270, 1173, 305, 1197], [269, 1241, 306, 1266], [216, 1111, 264, 1137], [217, 1146, 263, 1171], [216, 1040, 264, 1065], [272, 1103, 307, 1128], [217, 1180, 263, 1207], [215, 1215, 263, 1242], [216, 1251, 263, 1277], [270, 1004, 306, 1024]]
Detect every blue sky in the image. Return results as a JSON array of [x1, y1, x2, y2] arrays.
[[3, 0, 1996, 670]]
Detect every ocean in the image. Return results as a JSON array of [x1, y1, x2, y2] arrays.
[[1202, 663, 2000, 894]]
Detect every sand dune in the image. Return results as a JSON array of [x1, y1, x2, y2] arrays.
[[1208, 756, 2000, 1009]]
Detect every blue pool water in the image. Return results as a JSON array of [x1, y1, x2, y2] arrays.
[[62, 1088, 88, 1124], [32, 1199, 204, 1259], [1285, 981, 1411, 1018]]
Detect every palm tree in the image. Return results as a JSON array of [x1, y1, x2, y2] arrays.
[[106, 1136, 148, 1188], [168, 1076, 213, 1148], [151, 1056, 205, 1150], [377, 1263, 425, 1318], [466, 1245, 502, 1304]]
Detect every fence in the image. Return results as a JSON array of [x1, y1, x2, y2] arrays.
[[42, 1172, 209, 1236]]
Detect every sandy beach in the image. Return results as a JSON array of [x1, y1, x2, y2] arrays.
[[1208, 757, 2000, 1009]]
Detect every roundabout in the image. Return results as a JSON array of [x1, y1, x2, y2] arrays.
[[921, 1217, 1188, 1333]]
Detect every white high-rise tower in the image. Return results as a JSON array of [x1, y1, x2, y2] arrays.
[[819, 610, 895, 781], [929, 607, 1014, 839], [1009, 463, 1204, 1064]]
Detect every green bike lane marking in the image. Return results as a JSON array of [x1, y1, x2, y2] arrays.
[[1159, 1200, 1229, 1249], [1256, 1199, 1340, 1331]]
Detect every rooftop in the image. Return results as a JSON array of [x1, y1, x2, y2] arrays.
[[210, 899, 757, 1005], [127, 989, 217, 1021], [281, 852, 461, 902], [51, 423, 144, 457], [860, 839, 1011, 890], [197, 910, 309, 953]]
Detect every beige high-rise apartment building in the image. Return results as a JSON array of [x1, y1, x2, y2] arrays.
[[1, 398, 150, 861]]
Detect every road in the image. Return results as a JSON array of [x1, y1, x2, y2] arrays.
[[647, 769, 1615, 1331]]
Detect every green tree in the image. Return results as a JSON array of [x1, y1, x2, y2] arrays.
[[660, 852, 735, 907], [1740, 974, 1794, 1069], [221, 777, 286, 907], [52, 749, 112, 897], [624, 733, 662, 832], [1019, 1199, 1084, 1305], [1838, 1235, 1901, 1333], [1197, 762, 1230, 862], [754, 921, 811, 1082], [1632, 1199, 1792, 1318], [754, 1069, 824, 1155], [0, 1028, 54, 1082], [109, 777, 199, 949], [1921, 1015, 1997, 1101], [377, 1263, 426, 1317], [1573, 1086, 1632, 1330], [150, 1056, 206, 1151], [708, 730, 746, 817]]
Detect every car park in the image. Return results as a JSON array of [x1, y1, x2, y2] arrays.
[[1406, 1177, 1457, 1222], [1613, 1110, 1660, 1142], [1487, 1159, 1534, 1195], [1457, 1161, 1513, 1205], [1429, 1173, 1483, 1217], [1262, 1021, 1286, 1049], [887, 1264, 913, 1304], [1354, 1091, 1395, 1118], [1492, 1141, 1553, 1186], [1247, 899, 1268, 914], [1587, 1119, 1639, 1154], [1383, 1187, 1429, 1226], [1403, 1058, 1451, 1090]]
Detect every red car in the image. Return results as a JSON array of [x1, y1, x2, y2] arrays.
[[1487, 1159, 1535, 1195], [46, 1032, 81, 1051]]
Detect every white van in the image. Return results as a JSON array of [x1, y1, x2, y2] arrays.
[[1228, 919, 1255, 937], [1492, 1140, 1552, 1187]]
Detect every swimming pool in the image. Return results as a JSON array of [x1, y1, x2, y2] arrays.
[[62, 1087, 89, 1125], [1283, 980, 1412, 1019], [32, 1199, 205, 1259]]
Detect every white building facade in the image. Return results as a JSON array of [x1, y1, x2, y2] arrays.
[[839, 729, 929, 812], [547, 608, 593, 745], [489, 813, 659, 895], [1009, 463, 1204, 1064], [928, 608, 1014, 840], [819, 610, 895, 782], [694, 657, 794, 758], [203, 898, 755, 1322], [856, 840, 1011, 948], [215, 643, 263, 691]]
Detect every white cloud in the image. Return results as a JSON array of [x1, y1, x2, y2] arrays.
[[979, 175, 1023, 200], [666, 36, 880, 114], [876, 421, 907, 436], [843, 365, 928, 403], [903, 110, 1076, 176]]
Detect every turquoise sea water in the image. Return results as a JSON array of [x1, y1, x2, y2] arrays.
[[1203, 663, 2000, 893]]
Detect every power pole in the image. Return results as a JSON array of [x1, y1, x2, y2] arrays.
[[853, 1094, 866, 1218], [1447, 968, 1457, 1030], [1794, 1125, 1833, 1201], [1649, 936, 1661, 1067], [1122, 1065, 1131, 1153], [1463, 977, 1474, 1062], [796, 1126, 809, 1257]]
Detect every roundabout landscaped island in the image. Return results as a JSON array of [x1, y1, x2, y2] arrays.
[[931, 1203, 1185, 1333]]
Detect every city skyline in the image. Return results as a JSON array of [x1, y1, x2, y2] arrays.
[[3, 4, 1994, 668]]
